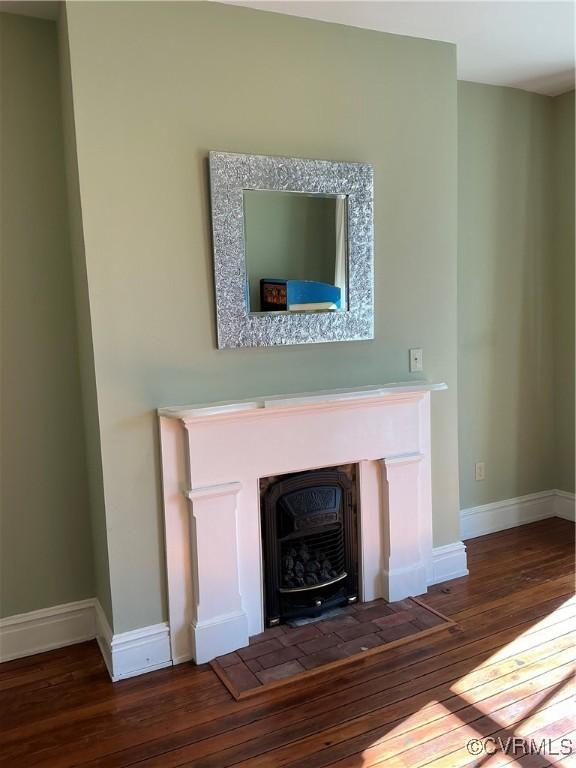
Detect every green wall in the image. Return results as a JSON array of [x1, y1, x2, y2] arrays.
[[553, 91, 575, 494], [2, 4, 571, 630], [64, 1, 459, 633], [2, 3, 571, 631], [58, 10, 113, 623], [0, 14, 94, 617], [458, 81, 574, 509], [244, 191, 337, 311]]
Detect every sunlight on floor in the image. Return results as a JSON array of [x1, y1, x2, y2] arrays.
[[452, 596, 575, 693], [357, 596, 575, 768], [451, 597, 576, 694]]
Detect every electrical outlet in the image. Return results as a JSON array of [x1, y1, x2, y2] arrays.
[[475, 462, 486, 481], [409, 348, 423, 373]]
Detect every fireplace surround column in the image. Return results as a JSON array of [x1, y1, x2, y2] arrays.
[[185, 482, 249, 663], [379, 454, 430, 601]]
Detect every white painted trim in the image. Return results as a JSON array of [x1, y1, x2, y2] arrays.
[[555, 490, 575, 522], [380, 453, 431, 602], [461, 489, 575, 539], [429, 541, 469, 584], [185, 481, 242, 501], [1, 598, 172, 682], [460, 490, 556, 539], [383, 452, 425, 467], [158, 381, 447, 420], [191, 610, 249, 665], [109, 623, 172, 681], [0, 599, 95, 663], [382, 562, 429, 601], [94, 600, 172, 681]]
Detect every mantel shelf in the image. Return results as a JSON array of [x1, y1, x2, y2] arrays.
[[158, 381, 447, 421]]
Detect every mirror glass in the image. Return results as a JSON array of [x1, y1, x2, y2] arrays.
[[243, 190, 348, 313]]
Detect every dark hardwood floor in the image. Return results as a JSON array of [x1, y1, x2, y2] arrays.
[[1, 517, 574, 767]]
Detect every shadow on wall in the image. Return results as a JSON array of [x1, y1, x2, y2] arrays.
[[509, 95, 555, 497], [458, 84, 556, 509]]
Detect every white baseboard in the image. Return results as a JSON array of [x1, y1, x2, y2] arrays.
[[109, 623, 172, 681], [191, 610, 249, 665], [555, 490, 576, 522], [0, 599, 96, 663], [429, 488, 574, 585], [461, 489, 575, 539], [94, 600, 171, 681], [1, 598, 172, 681], [429, 541, 469, 585], [382, 561, 429, 603]]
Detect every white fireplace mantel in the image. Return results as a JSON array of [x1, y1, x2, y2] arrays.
[[159, 382, 447, 665], [158, 381, 447, 421]]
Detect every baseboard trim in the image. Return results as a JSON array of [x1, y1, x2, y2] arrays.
[[429, 541, 469, 585], [1, 598, 172, 681], [0, 599, 96, 663], [555, 490, 576, 522], [191, 610, 249, 665], [461, 489, 575, 539], [94, 600, 172, 681], [110, 623, 172, 681]]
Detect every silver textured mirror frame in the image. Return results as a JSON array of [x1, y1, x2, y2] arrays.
[[209, 151, 374, 348]]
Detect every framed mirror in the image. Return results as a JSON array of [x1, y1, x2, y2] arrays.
[[209, 151, 373, 348]]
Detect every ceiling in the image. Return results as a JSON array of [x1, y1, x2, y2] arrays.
[[230, 1, 575, 96], [0, 0, 59, 20], [1, 0, 573, 95]]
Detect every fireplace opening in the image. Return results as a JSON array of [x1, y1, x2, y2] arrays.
[[260, 466, 359, 626]]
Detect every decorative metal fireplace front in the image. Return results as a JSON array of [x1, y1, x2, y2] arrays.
[[261, 468, 358, 626]]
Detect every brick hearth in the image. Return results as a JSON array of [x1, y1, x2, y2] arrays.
[[211, 597, 453, 698]]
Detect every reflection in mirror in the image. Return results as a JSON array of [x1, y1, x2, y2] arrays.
[[243, 190, 348, 313]]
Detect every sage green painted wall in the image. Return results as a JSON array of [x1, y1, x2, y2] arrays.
[[458, 82, 558, 508], [58, 10, 113, 623], [64, 0, 459, 633], [553, 90, 575, 494], [0, 13, 94, 617], [244, 191, 337, 311]]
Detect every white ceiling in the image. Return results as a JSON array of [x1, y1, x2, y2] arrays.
[[229, 0, 575, 96], [1, 0, 573, 95]]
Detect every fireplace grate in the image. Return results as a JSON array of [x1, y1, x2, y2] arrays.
[[280, 529, 345, 591]]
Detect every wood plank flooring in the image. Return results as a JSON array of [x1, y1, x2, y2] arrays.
[[1, 517, 574, 767]]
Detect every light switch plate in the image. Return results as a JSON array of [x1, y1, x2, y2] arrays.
[[409, 348, 423, 373], [475, 462, 486, 481]]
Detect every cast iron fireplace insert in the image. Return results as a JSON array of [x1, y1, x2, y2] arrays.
[[261, 468, 358, 626]]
